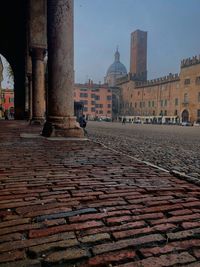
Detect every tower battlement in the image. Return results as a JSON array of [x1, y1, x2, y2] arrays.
[[135, 73, 179, 87], [181, 55, 200, 68]]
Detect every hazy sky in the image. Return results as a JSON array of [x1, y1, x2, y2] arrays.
[[0, 55, 14, 89], [74, 0, 200, 83]]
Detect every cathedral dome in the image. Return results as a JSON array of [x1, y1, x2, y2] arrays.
[[106, 61, 127, 76], [105, 49, 127, 87]]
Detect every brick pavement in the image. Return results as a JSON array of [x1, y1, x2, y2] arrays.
[[0, 121, 200, 266]]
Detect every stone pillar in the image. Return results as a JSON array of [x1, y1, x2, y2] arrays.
[[42, 0, 83, 137], [31, 47, 46, 124], [27, 72, 33, 120]]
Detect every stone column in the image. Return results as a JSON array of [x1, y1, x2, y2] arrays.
[[31, 47, 46, 124], [42, 0, 83, 137], [27, 72, 33, 120]]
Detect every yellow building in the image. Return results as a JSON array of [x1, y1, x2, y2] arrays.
[[119, 55, 200, 124]]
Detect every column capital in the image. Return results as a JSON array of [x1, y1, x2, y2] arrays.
[[30, 47, 46, 61]]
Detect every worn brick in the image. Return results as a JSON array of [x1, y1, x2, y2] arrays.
[[29, 220, 104, 238], [28, 239, 78, 256], [117, 252, 195, 267], [44, 248, 88, 263], [150, 213, 200, 225], [167, 227, 200, 240], [182, 221, 200, 229], [113, 226, 154, 239], [0, 250, 25, 263], [0, 232, 75, 252], [78, 233, 110, 243], [106, 216, 132, 225], [85, 249, 136, 266], [93, 234, 165, 255]]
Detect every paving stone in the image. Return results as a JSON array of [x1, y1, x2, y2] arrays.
[[44, 248, 89, 263], [34, 207, 97, 222], [116, 252, 196, 266]]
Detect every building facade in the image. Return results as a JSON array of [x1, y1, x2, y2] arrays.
[[74, 80, 112, 120], [1, 88, 14, 118], [119, 55, 200, 124]]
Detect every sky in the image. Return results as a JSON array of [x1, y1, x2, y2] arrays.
[[1, 0, 200, 88], [74, 0, 200, 83], [0, 55, 14, 89]]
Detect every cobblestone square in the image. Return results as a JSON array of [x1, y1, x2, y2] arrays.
[[88, 121, 200, 179]]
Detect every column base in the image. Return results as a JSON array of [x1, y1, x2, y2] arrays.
[[30, 117, 45, 125], [42, 116, 84, 138]]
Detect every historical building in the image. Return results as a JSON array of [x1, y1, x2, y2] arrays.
[[105, 48, 127, 87], [1, 88, 14, 117], [74, 80, 112, 120], [130, 29, 147, 81], [119, 56, 200, 124]]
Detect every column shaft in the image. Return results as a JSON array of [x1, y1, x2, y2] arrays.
[[43, 0, 83, 137], [31, 47, 45, 124]]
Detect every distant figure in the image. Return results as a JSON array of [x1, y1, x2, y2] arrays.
[[122, 117, 126, 125], [4, 110, 9, 120], [79, 114, 87, 135]]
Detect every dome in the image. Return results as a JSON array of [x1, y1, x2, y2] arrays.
[[105, 48, 127, 87], [106, 61, 127, 76]]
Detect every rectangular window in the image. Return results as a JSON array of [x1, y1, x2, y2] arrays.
[[143, 102, 145, 107], [164, 99, 167, 106], [198, 92, 200, 102], [184, 78, 190, 85], [108, 104, 111, 108], [91, 107, 95, 112], [91, 101, 95, 105], [95, 95, 100, 100], [175, 98, 178, 105], [196, 77, 200, 85], [140, 102, 142, 108], [83, 107, 88, 112], [107, 95, 112, 100], [160, 100, 163, 107], [148, 101, 151, 107], [197, 109, 200, 117], [91, 94, 96, 98], [135, 102, 137, 108], [100, 104, 103, 108], [152, 101, 154, 107], [80, 93, 88, 98]]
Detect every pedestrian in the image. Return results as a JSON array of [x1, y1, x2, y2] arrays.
[[122, 117, 126, 125], [4, 110, 9, 120], [79, 114, 87, 135]]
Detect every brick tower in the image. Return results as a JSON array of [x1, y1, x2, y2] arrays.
[[130, 29, 147, 81]]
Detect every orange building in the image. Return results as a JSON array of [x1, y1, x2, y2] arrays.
[[1, 88, 14, 118], [74, 80, 112, 120]]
